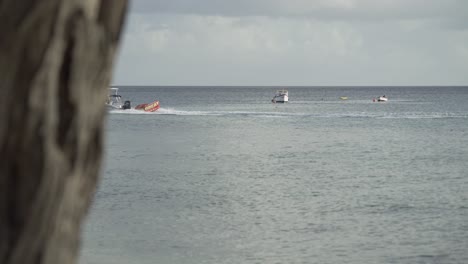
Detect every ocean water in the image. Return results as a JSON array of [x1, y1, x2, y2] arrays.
[[81, 86, 468, 264]]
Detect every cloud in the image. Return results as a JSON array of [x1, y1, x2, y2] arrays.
[[129, 0, 468, 21], [112, 1, 468, 85]]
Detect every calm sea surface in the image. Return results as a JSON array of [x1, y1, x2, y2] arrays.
[[81, 86, 468, 264]]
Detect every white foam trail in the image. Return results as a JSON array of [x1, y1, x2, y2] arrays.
[[156, 108, 219, 116], [108, 108, 220, 116], [108, 109, 154, 114], [108, 108, 467, 119]]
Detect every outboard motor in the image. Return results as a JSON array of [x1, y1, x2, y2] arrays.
[[123, 100, 131, 110]]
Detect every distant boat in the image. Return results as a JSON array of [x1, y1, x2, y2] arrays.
[[377, 95, 388, 102], [272, 89, 288, 103], [340, 96, 348, 100], [106, 87, 131, 110]]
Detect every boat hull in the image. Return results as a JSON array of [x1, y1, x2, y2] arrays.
[[273, 95, 288, 103], [275, 97, 289, 103], [106, 104, 122, 110]]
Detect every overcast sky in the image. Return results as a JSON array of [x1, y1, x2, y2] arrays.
[[112, 0, 468, 86]]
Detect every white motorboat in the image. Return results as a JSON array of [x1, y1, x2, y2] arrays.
[[377, 95, 388, 102], [106, 87, 131, 110], [272, 89, 289, 103]]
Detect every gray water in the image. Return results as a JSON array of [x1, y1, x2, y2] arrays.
[[81, 87, 468, 264]]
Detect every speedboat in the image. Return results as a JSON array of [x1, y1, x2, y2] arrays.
[[377, 95, 388, 102], [272, 89, 289, 103], [106, 87, 131, 110]]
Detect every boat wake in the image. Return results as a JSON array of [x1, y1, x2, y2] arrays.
[[109, 108, 293, 117], [109, 108, 468, 119]]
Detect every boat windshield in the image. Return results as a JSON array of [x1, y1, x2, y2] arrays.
[[108, 87, 119, 94]]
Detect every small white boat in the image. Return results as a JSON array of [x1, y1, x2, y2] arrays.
[[106, 87, 131, 110], [377, 95, 388, 102], [272, 89, 289, 103]]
